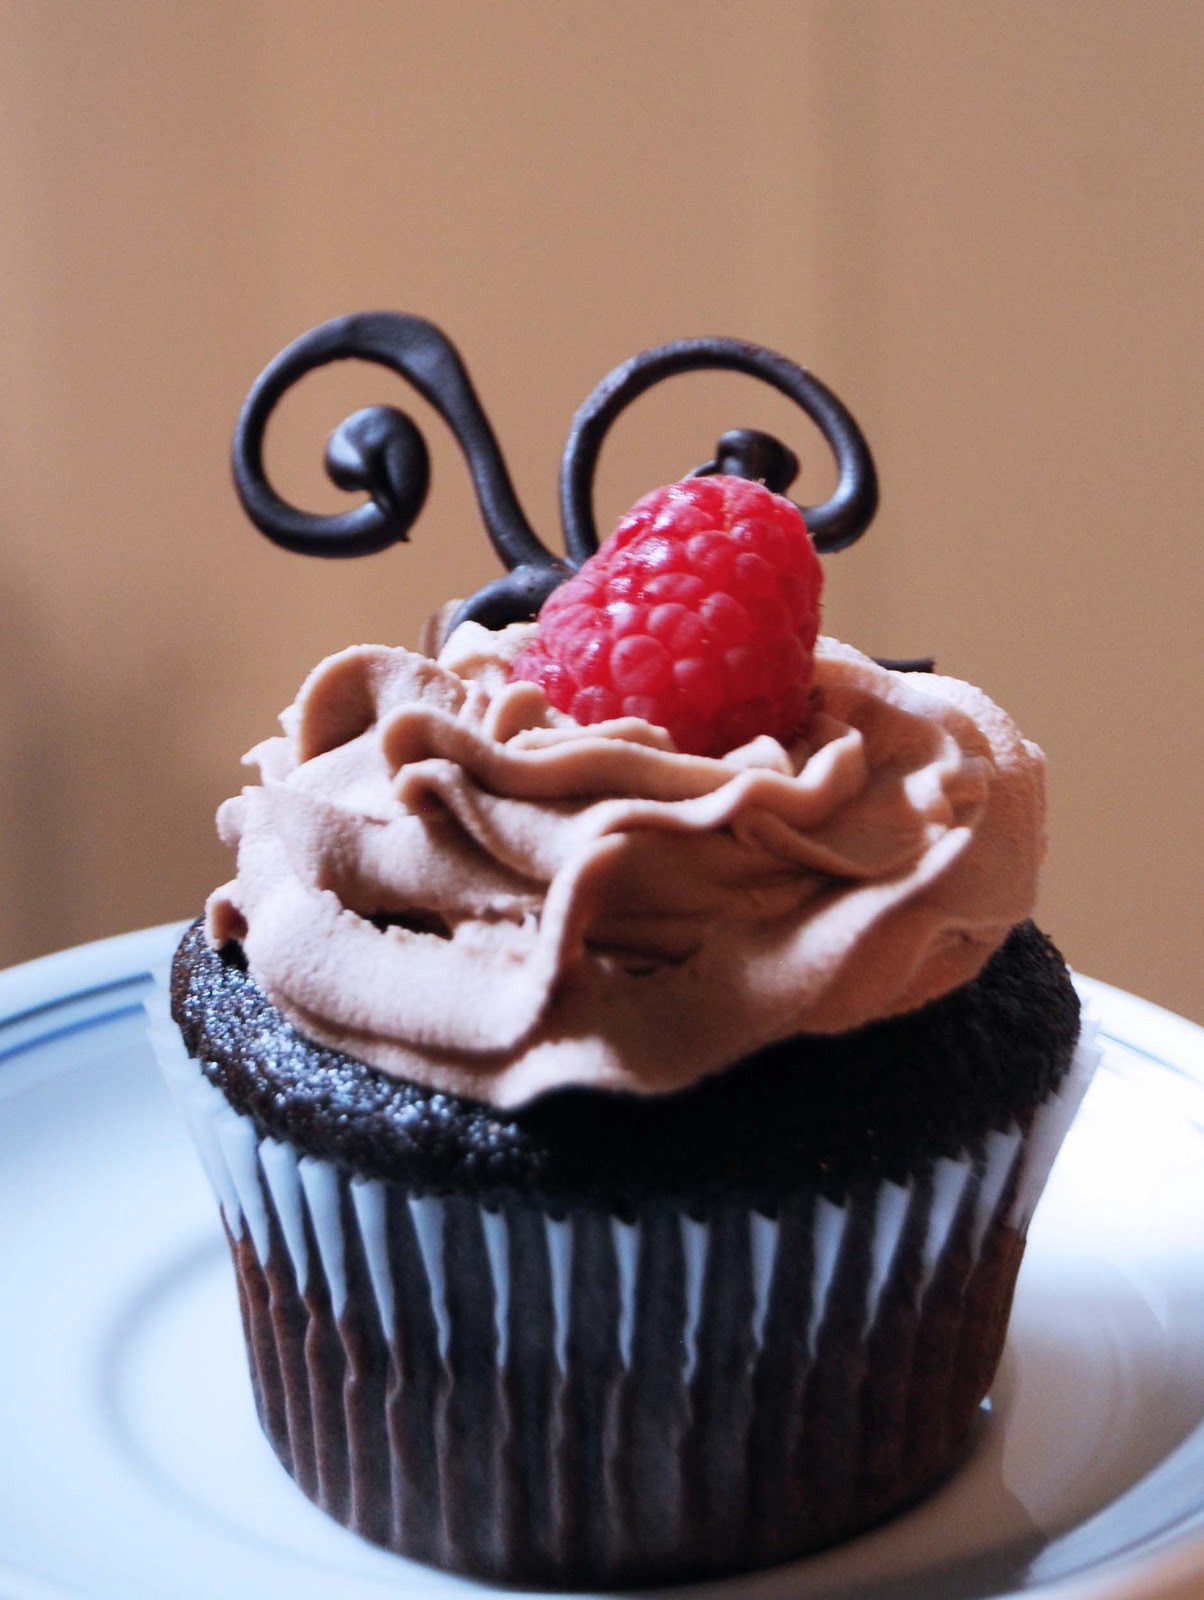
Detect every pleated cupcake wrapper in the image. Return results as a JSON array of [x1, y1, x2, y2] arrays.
[[146, 978, 1099, 1587]]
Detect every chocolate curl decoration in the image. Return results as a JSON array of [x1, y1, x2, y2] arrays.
[[231, 314, 882, 632], [231, 312, 572, 629], [560, 335, 878, 563]]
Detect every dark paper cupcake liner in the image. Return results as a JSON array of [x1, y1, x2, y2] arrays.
[[147, 985, 1097, 1588]]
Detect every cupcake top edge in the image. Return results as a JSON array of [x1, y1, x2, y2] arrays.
[[205, 625, 1045, 1109]]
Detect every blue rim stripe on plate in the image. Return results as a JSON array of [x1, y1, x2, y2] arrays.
[[0, 978, 153, 1063], [0, 923, 183, 1068], [0, 923, 183, 1024], [1101, 1028, 1187, 1077]]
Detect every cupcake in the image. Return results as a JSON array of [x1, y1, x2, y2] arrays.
[[151, 314, 1096, 1587]]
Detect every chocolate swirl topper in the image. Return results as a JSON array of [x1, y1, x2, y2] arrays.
[[232, 312, 880, 634]]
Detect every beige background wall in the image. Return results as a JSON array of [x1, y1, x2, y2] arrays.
[[0, 0, 1199, 1024]]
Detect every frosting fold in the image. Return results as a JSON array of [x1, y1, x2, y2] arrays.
[[206, 624, 1045, 1107]]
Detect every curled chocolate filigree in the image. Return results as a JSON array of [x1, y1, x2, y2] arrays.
[[560, 336, 878, 563], [231, 313, 567, 590], [231, 314, 879, 629]]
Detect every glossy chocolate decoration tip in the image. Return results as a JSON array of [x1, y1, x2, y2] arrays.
[[691, 429, 800, 495]]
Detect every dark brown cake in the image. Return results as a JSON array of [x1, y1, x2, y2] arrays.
[[173, 917, 1079, 1207]]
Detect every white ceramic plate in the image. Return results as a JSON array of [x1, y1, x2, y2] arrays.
[[1, 927, 1202, 1600]]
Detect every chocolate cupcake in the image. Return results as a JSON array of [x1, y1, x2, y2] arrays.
[[150, 315, 1096, 1587]]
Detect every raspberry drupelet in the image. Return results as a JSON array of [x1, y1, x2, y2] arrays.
[[510, 474, 824, 757]]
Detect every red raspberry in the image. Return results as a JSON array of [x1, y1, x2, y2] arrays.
[[510, 475, 822, 756]]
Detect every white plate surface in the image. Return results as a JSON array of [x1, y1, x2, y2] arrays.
[[0, 926, 1202, 1600]]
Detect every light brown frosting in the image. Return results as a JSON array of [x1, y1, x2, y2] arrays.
[[206, 623, 1046, 1108]]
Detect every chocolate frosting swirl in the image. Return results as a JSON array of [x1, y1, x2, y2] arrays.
[[207, 626, 1045, 1110]]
